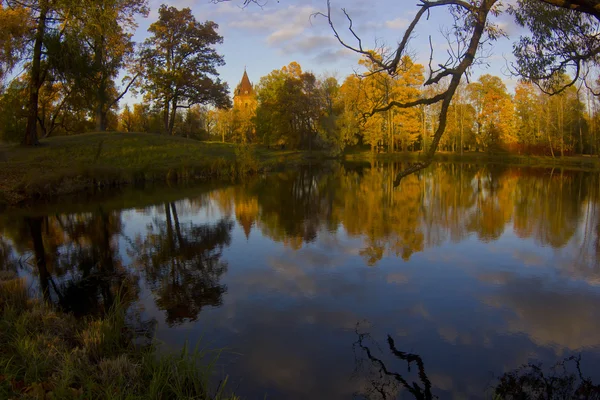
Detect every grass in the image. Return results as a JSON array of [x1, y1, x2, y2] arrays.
[[0, 271, 238, 400], [344, 148, 600, 170], [4, 132, 599, 208], [0, 132, 314, 207]]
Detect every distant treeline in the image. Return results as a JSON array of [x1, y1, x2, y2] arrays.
[[121, 60, 600, 157], [1, 1, 598, 157]]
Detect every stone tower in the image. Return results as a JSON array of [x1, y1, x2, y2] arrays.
[[233, 69, 256, 109]]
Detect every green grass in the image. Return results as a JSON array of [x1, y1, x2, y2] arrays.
[[0, 132, 313, 207], [0, 272, 238, 400]]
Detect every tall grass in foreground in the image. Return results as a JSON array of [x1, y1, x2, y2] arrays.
[[0, 273, 238, 400]]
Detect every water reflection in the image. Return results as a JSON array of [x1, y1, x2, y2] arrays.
[[2, 162, 600, 398], [2, 211, 139, 317], [210, 163, 600, 270], [354, 331, 600, 399], [129, 202, 233, 326]]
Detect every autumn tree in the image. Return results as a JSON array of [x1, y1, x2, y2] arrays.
[[335, 74, 362, 150], [214, 108, 234, 143], [119, 104, 134, 132], [514, 81, 542, 153], [442, 82, 476, 153], [391, 57, 424, 152], [1, 0, 57, 145], [64, 0, 149, 132], [142, 5, 230, 136], [310, 0, 600, 182], [0, 3, 30, 82], [468, 75, 516, 152]]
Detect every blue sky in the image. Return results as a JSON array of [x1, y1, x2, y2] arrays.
[[125, 0, 524, 105]]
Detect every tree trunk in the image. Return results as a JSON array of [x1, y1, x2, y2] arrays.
[[95, 109, 108, 132], [27, 217, 50, 301], [168, 98, 178, 136], [163, 100, 170, 134], [460, 105, 464, 156], [94, 36, 108, 132], [23, 1, 49, 146], [388, 109, 392, 153], [170, 203, 184, 247]]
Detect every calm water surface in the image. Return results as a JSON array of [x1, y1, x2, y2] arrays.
[[2, 162, 600, 399]]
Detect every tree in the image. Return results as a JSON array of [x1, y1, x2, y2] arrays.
[[119, 104, 134, 132], [65, 0, 149, 132], [311, 0, 600, 183], [131, 103, 151, 132], [214, 108, 234, 142], [0, 4, 30, 82], [255, 67, 288, 147], [5, 0, 54, 145], [514, 81, 541, 153], [512, 1, 600, 94], [391, 56, 424, 152], [442, 82, 476, 153], [468, 75, 516, 152], [317, 75, 346, 153], [336, 74, 362, 150], [142, 5, 230, 136], [0, 78, 28, 142]]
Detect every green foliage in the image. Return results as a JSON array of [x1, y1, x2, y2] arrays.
[[234, 143, 260, 176], [142, 5, 230, 136], [511, 1, 600, 93], [255, 62, 322, 149], [0, 79, 27, 143]]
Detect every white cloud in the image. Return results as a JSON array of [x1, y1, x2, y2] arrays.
[[385, 17, 409, 30], [267, 26, 305, 45], [223, 4, 356, 62], [229, 5, 318, 33], [281, 35, 337, 54]]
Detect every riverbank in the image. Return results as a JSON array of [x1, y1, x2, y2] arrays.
[[0, 272, 237, 400], [345, 148, 600, 170], [3, 133, 600, 208], [0, 132, 320, 208]]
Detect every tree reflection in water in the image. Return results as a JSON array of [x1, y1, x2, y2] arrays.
[[130, 202, 233, 326], [354, 330, 600, 399], [353, 329, 435, 400], [2, 210, 140, 318]]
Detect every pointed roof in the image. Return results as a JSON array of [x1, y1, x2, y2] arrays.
[[235, 69, 254, 96]]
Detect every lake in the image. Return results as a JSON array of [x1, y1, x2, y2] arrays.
[[2, 161, 600, 399]]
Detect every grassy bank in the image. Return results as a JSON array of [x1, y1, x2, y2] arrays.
[[0, 272, 237, 400], [344, 148, 600, 170], [4, 133, 600, 208], [0, 132, 316, 207]]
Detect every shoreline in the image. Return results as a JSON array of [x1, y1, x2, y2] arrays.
[[344, 149, 600, 171], [2, 133, 599, 209], [0, 133, 318, 209]]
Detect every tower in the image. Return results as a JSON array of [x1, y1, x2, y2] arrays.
[[233, 69, 256, 109]]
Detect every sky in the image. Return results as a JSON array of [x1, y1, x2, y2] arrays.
[[124, 0, 525, 106]]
